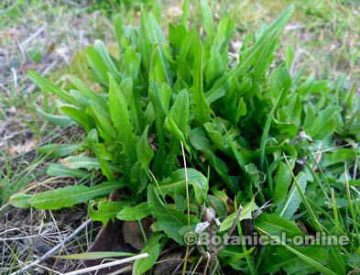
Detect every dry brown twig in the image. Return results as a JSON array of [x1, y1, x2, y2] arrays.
[[10, 219, 91, 275], [63, 253, 149, 275]]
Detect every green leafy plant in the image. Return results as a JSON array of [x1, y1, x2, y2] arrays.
[[10, 2, 359, 274]]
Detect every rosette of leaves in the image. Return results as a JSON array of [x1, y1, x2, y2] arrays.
[[11, 1, 359, 274]]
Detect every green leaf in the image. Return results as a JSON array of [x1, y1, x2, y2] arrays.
[[208, 195, 227, 218], [9, 193, 32, 208], [200, 0, 215, 42], [148, 185, 190, 244], [206, 5, 294, 103], [280, 169, 313, 219], [152, 46, 172, 85], [205, 50, 224, 86], [260, 87, 284, 169], [86, 46, 108, 85], [189, 127, 232, 188], [269, 65, 292, 98], [113, 13, 124, 47], [273, 161, 292, 204], [90, 143, 114, 180], [219, 247, 255, 270], [219, 200, 257, 232], [136, 126, 154, 171], [89, 200, 127, 223], [140, 12, 169, 81], [119, 77, 142, 131], [61, 156, 100, 171], [258, 228, 336, 275], [159, 168, 208, 204], [10, 182, 121, 210], [67, 75, 106, 108], [108, 74, 135, 158], [255, 213, 303, 237], [116, 202, 151, 221], [349, 179, 360, 187], [89, 100, 116, 142], [213, 16, 235, 60], [321, 148, 357, 167], [285, 45, 294, 69], [239, 5, 294, 79], [165, 89, 190, 145], [204, 120, 227, 151], [36, 109, 74, 127], [191, 31, 211, 123], [304, 106, 339, 140], [328, 247, 346, 275], [244, 163, 263, 189], [86, 40, 120, 85], [148, 82, 171, 148], [28, 71, 73, 103], [38, 144, 81, 158], [46, 164, 90, 178], [60, 105, 93, 132], [93, 41, 120, 80], [133, 233, 163, 275]]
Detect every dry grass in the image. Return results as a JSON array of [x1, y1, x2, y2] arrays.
[[222, 0, 360, 83], [0, 2, 111, 273], [0, 206, 101, 274]]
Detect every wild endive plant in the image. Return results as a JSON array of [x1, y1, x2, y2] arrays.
[[11, 1, 359, 274]]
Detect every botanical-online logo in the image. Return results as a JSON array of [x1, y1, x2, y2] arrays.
[[184, 231, 350, 246]]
